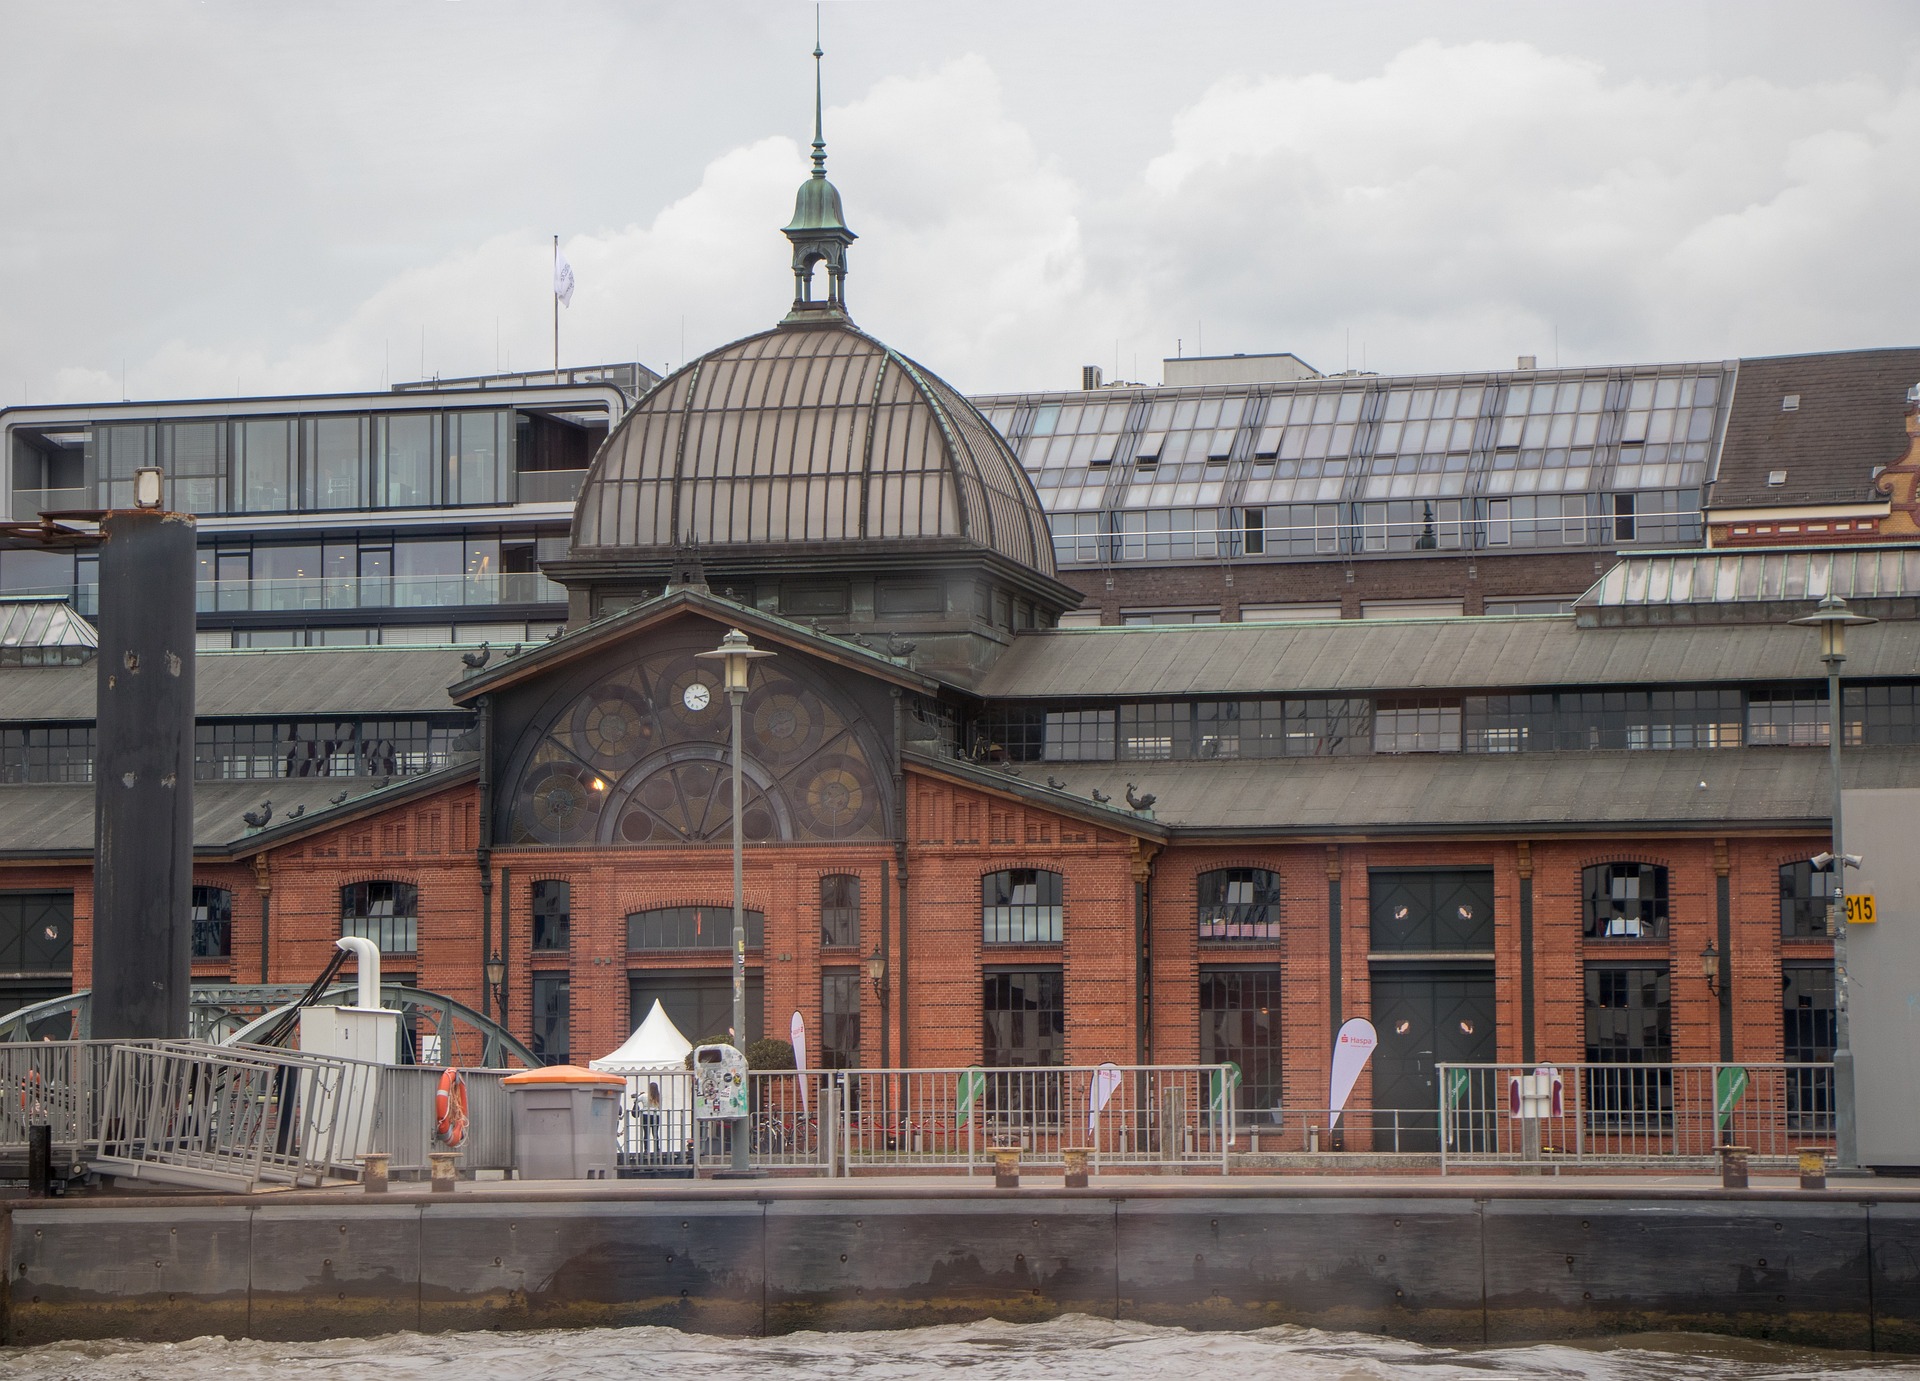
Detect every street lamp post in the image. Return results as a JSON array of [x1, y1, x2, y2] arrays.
[[697, 628, 775, 1174], [1789, 591, 1876, 1171]]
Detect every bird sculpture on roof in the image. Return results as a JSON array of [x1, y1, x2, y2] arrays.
[[460, 642, 490, 669], [507, 643, 522, 659], [1125, 783, 1156, 812], [285, 804, 305, 821], [328, 789, 349, 805], [379, 774, 393, 789], [848, 632, 874, 649], [242, 800, 272, 830], [546, 627, 565, 642], [886, 632, 917, 658], [1046, 775, 1068, 790], [1090, 788, 1111, 805]]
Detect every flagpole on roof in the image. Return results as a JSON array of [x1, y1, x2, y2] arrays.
[[552, 234, 560, 383]]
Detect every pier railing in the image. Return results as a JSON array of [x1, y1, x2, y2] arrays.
[[1437, 1061, 1836, 1173], [732, 1065, 1236, 1175], [0, 1040, 119, 1154]]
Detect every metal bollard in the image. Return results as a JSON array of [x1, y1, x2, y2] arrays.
[[992, 1145, 1021, 1189], [1307, 1125, 1320, 1154], [1063, 1146, 1089, 1189], [1798, 1147, 1828, 1191], [1718, 1144, 1751, 1190], [429, 1150, 459, 1193], [360, 1152, 391, 1193]]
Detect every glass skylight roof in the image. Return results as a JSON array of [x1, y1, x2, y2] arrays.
[[978, 363, 1731, 566]]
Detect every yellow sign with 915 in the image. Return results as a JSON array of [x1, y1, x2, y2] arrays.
[[1844, 894, 1877, 925]]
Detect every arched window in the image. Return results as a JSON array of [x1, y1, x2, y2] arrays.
[[341, 881, 418, 954], [1582, 863, 1667, 939], [191, 885, 232, 959], [1197, 868, 1280, 941], [982, 869, 1063, 944], [820, 875, 860, 948], [627, 906, 765, 951]]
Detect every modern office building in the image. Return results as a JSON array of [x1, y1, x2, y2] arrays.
[[2, 102, 1916, 1150], [2, 363, 656, 648]]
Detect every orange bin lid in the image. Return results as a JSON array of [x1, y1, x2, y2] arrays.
[[501, 1064, 627, 1087]]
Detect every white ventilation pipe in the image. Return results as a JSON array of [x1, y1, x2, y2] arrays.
[[335, 936, 383, 1010]]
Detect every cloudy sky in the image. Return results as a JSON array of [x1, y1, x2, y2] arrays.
[[4, 1, 1919, 406]]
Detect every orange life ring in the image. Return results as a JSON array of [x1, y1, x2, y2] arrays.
[[18, 1069, 42, 1112], [435, 1069, 469, 1148]]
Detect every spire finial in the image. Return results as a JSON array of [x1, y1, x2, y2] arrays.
[[811, 8, 827, 177]]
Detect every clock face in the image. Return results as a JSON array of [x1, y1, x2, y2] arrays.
[[682, 682, 712, 712]]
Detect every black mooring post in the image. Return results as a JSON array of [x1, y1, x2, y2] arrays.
[[27, 1123, 51, 1197], [91, 507, 196, 1042]]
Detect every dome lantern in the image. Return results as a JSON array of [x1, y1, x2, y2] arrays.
[[781, 37, 855, 320]]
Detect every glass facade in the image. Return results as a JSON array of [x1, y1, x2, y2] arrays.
[[985, 365, 1726, 568]]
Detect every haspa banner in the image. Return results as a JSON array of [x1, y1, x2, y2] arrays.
[[1088, 1062, 1124, 1136], [1328, 1018, 1379, 1129], [790, 1011, 808, 1115]]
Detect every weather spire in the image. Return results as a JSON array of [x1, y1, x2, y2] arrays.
[[781, 5, 856, 320], [811, 10, 827, 177]]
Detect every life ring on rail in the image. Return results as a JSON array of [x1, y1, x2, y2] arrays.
[[435, 1069, 469, 1148]]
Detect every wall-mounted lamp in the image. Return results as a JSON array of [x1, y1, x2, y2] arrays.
[[1699, 939, 1721, 997], [485, 953, 506, 1005], [865, 944, 887, 1005]]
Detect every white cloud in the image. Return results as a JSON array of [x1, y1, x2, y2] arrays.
[[15, 38, 1920, 405]]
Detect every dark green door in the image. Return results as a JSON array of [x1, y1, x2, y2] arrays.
[[1369, 969, 1495, 1152]]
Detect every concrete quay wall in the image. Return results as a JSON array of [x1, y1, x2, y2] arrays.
[[3, 1183, 1917, 1353]]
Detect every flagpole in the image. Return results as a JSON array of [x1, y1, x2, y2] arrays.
[[552, 234, 560, 384]]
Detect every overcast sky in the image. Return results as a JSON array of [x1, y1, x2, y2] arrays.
[[4, 1, 1919, 406]]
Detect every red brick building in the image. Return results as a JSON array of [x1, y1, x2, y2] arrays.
[[3, 159, 1915, 1150]]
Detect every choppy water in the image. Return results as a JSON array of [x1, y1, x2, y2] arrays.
[[2, 1318, 1916, 1381]]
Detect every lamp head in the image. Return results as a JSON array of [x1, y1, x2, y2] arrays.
[[1789, 591, 1877, 661], [1699, 939, 1720, 995], [696, 626, 776, 691]]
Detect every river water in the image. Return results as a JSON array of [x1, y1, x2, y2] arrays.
[[1, 1318, 1915, 1381]]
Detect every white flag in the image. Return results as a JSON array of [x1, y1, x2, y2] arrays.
[[554, 247, 576, 308], [1328, 1017, 1379, 1130], [790, 1011, 808, 1116]]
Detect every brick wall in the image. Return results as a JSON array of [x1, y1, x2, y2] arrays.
[[6, 779, 1827, 1101]]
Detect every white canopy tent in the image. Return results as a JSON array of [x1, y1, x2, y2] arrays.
[[590, 1000, 694, 1146]]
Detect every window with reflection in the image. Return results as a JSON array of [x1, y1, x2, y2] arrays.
[[821, 970, 861, 1069], [191, 885, 232, 959], [531, 972, 570, 1065], [1584, 965, 1671, 1127], [1779, 860, 1833, 938], [1747, 688, 1828, 747], [820, 875, 860, 948], [982, 869, 1063, 945], [1373, 699, 1461, 753], [531, 880, 570, 952], [1201, 968, 1281, 1121], [1582, 863, 1668, 940], [1198, 868, 1280, 942], [340, 881, 418, 955], [627, 906, 765, 951]]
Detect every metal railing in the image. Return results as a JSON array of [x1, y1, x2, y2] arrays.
[[731, 1065, 1236, 1175], [194, 571, 563, 614], [92, 1040, 385, 1191], [1438, 1061, 1836, 1173], [1233, 1107, 1436, 1155], [0, 1040, 118, 1150], [368, 1065, 513, 1177]]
